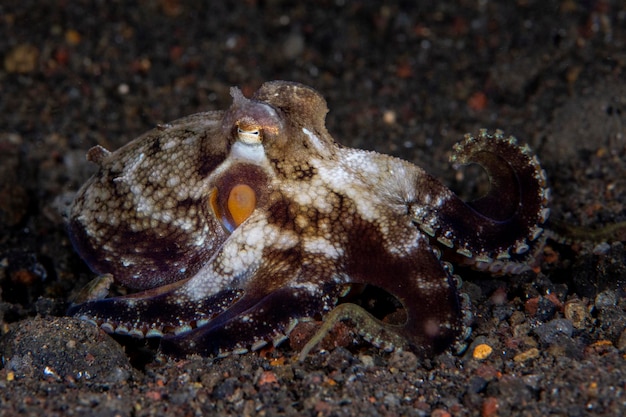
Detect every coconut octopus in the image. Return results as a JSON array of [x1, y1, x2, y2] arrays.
[[68, 81, 549, 357]]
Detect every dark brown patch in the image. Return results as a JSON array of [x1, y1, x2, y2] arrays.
[[265, 198, 297, 231]]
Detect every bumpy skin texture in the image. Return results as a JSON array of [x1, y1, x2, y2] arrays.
[[68, 81, 549, 357]]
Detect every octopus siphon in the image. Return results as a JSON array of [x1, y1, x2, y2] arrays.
[[68, 81, 550, 357]]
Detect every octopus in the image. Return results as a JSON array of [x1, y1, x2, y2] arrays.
[[68, 81, 550, 357]]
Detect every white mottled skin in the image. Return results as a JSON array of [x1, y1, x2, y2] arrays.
[[68, 82, 549, 357]]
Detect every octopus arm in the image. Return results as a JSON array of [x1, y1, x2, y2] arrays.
[[413, 130, 549, 260], [161, 284, 335, 356], [340, 228, 462, 355], [69, 213, 343, 356], [67, 282, 244, 340]]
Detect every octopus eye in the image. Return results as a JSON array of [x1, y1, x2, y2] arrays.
[[227, 184, 256, 226], [237, 124, 262, 144], [210, 184, 257, 233]]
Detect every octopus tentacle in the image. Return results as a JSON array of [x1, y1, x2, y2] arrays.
[[298, 303, 409, 360], [545, 218, 626, 245], [162, 285, 338, 356], [69, 266, 343, 356], [341, 230, 462, 356], [68, 285, 244, 339], [299, 236, 463, 357], [412, 129, 549, 273], [70, 205, 346, 355]]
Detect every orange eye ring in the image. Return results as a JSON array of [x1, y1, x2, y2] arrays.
[[210, 184, 257, 233], [227, 184, 256, 227]]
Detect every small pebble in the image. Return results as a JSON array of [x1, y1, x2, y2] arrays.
[[383, 393, 400, 407], [521, 374, 542, 390], [534, 296, 558, 321], [564, 298, 590, 329], [618, 328, 626, 351], [513, 348, 539, 362], [64, 29, 82, 45], [256, 371, 279, 387], [592, 242, 611, 255], [534, 318, 574, 344], [467, 376, 487, 393], [358, 354, 375, 368], [383, 110, 397, 125], [4, 43, 39, 73], [0, 317, 132, 383], [472, 344, 493, 360], [595, 290, 617, 309], [325, 347, 353, 371], [388, 350, 418, 371], [213, 377, 238, 401], [492, 304, 515, 321], [481, 397, 499, 417]]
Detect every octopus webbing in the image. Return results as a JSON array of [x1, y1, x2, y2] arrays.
[[67, 81, 550, 357]]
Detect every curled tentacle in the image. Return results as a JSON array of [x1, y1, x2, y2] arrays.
[[412, 129, 549, 274]]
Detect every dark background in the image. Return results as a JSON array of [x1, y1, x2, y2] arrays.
[[0, 1, 625, 416]]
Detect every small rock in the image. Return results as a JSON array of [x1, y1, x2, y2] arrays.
[[467, 376, 487, 394], [388, 350, 418, 372], [383, 392, 400, 407], [213, 377, 239, 401], [472, 344, 493, 360], [595, 305, 626, 341], [0, 317, 133, 384], [521, 374, 542, 390], [513, 348, 539, 362], [564, 298, 591, 329], [492, 304, 515, 321], [595, 290, 617, 309], [529, 296, 558, 321], [481, 397, 499, 417], [256, 370, 279, 388], [592, 242, 611, 255], [325, 346, 354, 371], [4, 43, 39, 73], [358, 354, 375, 368], [534, 318, 574, 344], [618, 328, 626, 352]]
